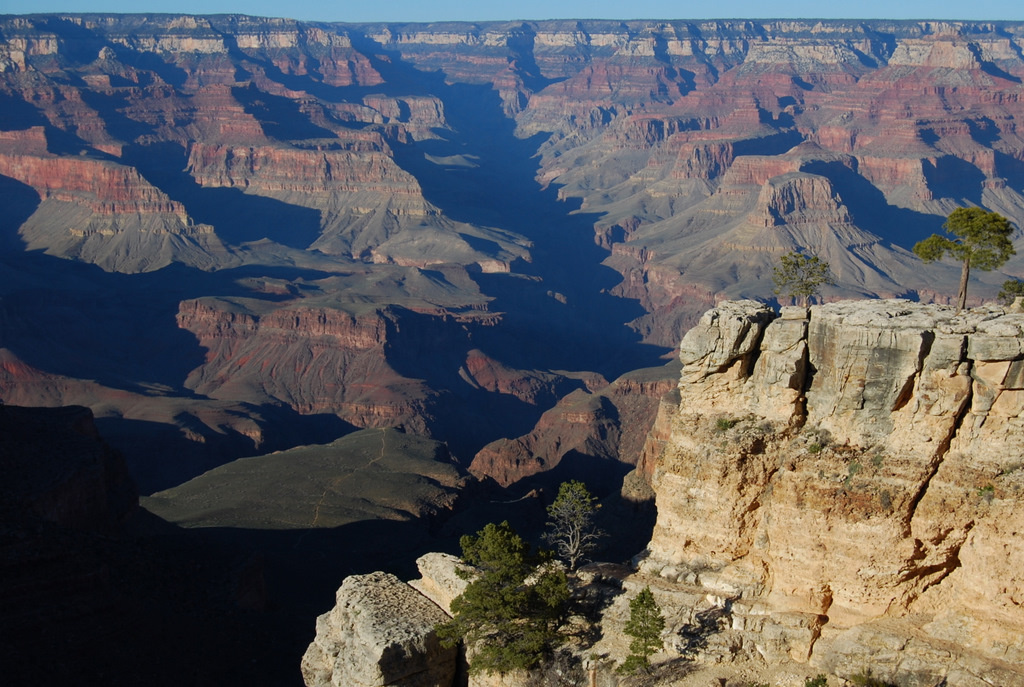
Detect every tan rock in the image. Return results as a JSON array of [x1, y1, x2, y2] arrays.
[[300, 571, 456, 687], [407, 552, 471, 616], [645, 299, 1024, 682]]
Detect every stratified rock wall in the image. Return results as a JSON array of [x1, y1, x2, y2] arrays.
[[644, 299, 1024, 685]]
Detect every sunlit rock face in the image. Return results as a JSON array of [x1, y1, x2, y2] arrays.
[[300, 571, 457, 687], [643, 300, 1024, 685]]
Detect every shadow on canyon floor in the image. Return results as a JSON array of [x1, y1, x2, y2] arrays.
[[2, 507, 457, 687], [350, 31, 671, 378]]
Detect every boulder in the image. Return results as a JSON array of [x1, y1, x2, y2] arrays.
[[408, 552, 471, 616], [301, 572, 456, 687]]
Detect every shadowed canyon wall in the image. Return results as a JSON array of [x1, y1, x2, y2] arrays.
[[3, 17, 1024, 493]]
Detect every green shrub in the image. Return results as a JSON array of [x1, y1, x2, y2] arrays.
[[716, 417, 738, 431], [849, 670, 898, 687], [773, 250, 836, 306], [436, 521, 570, 675], [805, 675, 828, 687], [998, 278, 1024, 305], [999, 462, 1023, 476], [808, 442, 823, 454]]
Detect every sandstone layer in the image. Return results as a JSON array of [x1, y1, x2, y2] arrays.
[[642, 299, 1024, 685]]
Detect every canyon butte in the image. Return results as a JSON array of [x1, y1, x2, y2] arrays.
[[0, 12, 1023, 687]]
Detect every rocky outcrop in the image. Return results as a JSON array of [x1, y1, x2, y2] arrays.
[[469, 364, 677, 489], [301, 571, 457, 687], [177, 298, 437, 429], [408, 553, 471, 615], [641, 299, 1024, 685], [0, 130, 183, 217], [0, 128, 227, 272]]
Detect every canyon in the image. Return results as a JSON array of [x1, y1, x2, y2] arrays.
[[2, 12, 1024, 686], [311, 299, 1024, 687]]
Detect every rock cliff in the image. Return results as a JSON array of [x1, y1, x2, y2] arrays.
[[469, 363, 678, 490], [301, 299, 1024, 686], [0, 404, 136, 531], [641, 299, 1024, 685]]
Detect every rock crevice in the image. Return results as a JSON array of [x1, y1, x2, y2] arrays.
[[643, 299, 1024, 684]]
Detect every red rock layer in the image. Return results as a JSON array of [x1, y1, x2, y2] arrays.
[[0, 129, 186, 218], [469, 365, 678, 488]]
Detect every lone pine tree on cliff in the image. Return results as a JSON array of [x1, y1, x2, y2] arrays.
[[543, 480, 606, 571], [618, 586, 665, 674], [913, 207, 1016, 311], [772, 250, 836, 306]]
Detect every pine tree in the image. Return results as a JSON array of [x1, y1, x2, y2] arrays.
[[543, 480, 606, 571], [618, 586, 665, 673], [436, 521, 570, 675], [914, 207, 1016, 311], [772, 251, 836, 306]]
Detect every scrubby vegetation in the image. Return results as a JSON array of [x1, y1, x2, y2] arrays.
[[437, 521, 570, 675], [772, 250, 835, 306]]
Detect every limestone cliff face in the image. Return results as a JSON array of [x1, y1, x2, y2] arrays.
[[643, 299, 1024, 685]]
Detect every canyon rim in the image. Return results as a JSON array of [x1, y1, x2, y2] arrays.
[[1, 12, 1024, 686]]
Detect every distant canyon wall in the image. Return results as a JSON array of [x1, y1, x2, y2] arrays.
[[4, 14, 1024, 492], [2, 16, 1024, 340]]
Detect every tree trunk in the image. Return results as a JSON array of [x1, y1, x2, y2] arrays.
[[957, 258, 970, 311]]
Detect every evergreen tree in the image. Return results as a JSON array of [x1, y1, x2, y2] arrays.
[[998, 278, 1024, 305], [914, 207, 1016, 311], [772, 250, 835, 306], [618, 586, 665, 673], [436, 521, 570, 675], [543, 480, 606, 571]]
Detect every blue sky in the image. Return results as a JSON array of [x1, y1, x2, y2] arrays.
[[0, 0, 1021, 23]]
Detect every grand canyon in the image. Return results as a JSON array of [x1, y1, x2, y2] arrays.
[[1, 13, 1023, 686]]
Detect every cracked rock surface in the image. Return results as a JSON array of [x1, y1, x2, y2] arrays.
[[301, 571, 456, 687], [643, 300, 1024, 685]]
